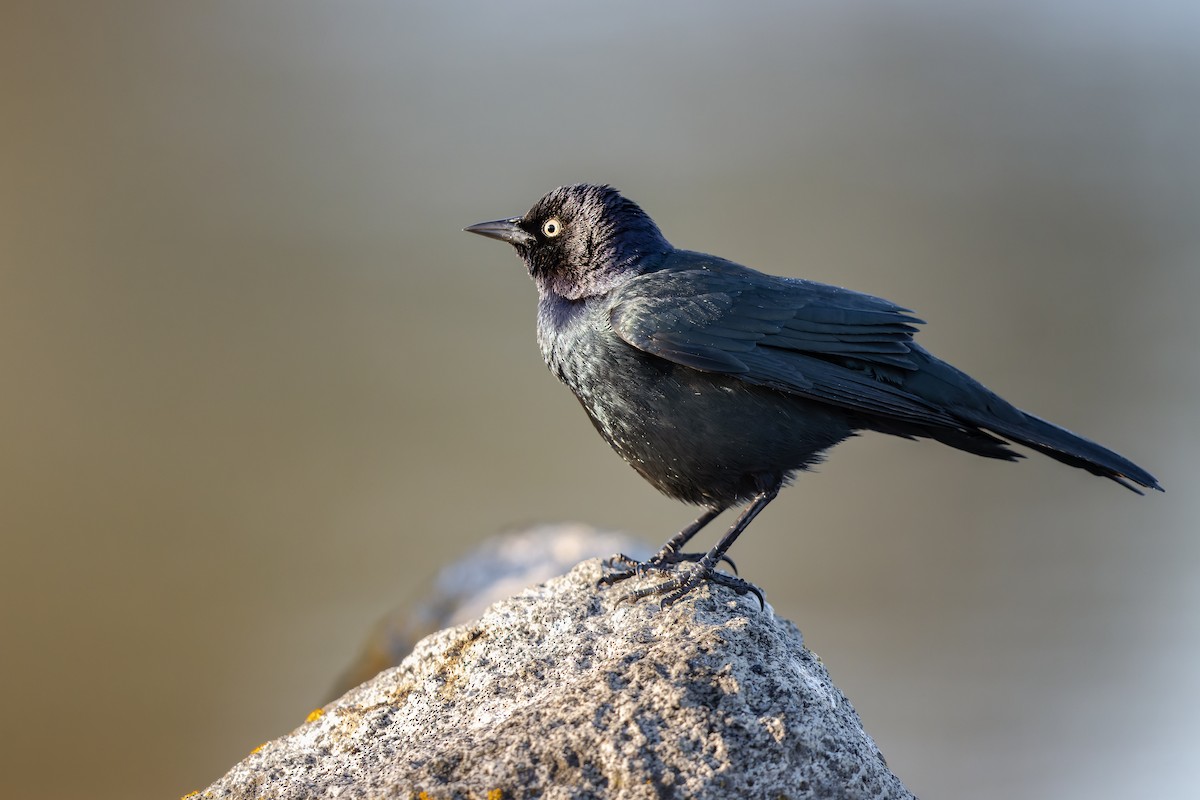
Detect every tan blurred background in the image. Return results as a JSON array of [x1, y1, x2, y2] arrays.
[[2, 2, 1197, 798]]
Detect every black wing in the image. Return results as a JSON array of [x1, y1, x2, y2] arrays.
[[608, 257, 966, 428]]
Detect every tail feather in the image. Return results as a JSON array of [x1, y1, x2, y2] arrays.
[[899, 346, 1161, 494], [955, 408, 1162, 494]]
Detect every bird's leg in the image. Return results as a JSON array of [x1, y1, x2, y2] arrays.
[[651, 504, 727, 562], [621, 483, 781, 610], [600, 505, 727, 584]]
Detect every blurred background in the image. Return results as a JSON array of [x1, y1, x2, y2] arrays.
[[2, 1, 1197, 797]]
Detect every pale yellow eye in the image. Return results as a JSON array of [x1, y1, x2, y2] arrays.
[[541, 218, 563, 238]]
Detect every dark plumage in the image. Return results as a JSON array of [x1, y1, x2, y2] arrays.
[[465, 184, 1161, 607]]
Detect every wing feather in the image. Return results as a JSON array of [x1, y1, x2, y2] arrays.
[[608, 260, 962, 427]]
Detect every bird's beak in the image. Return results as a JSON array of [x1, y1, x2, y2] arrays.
[[463, 217, 536, 247]]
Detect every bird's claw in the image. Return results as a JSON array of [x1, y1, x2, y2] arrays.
[[601, 559, 764, 611], [599, 549, 736, 584], [600, 552, 641, 573]]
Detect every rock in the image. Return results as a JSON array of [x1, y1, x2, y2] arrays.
[[331, 525, 651, 697], [199, 558, 913, 800]]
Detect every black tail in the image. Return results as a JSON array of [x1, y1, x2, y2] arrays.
[[955, 407, 1162, 495], [899, 346, 1162, 494]]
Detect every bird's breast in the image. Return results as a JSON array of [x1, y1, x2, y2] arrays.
[[536, 299, 853, 504]]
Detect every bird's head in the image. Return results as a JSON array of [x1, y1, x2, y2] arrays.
[[465, 184, 670, 300]]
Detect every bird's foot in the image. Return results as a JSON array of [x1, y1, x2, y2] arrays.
[[599, 549, 737, 586], [601, 556, 763, 610]]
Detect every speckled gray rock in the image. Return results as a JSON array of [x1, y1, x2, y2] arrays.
[[331, 525, 651, 696], [201, 559, 913, 800]]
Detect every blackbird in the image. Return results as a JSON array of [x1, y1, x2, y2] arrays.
[[466, 184, 1161, 607]]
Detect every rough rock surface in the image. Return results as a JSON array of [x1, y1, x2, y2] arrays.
[[332, 525, 650, 697], [200, 559, 913, 800]]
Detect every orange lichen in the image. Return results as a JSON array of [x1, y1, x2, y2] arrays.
[[305, 708, 325, 724]]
